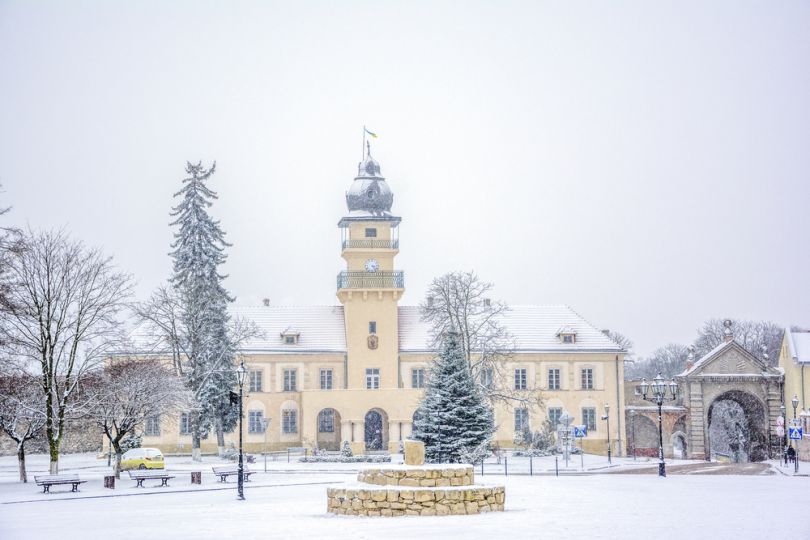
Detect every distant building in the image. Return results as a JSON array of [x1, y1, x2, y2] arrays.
[[132, 147, 626, 456]]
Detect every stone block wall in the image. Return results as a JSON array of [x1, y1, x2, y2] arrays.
[[357, 466, 473, 487], [327, 486, 505, 516]]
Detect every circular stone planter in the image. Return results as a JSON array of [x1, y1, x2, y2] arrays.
[[327, 464, 505, 517]]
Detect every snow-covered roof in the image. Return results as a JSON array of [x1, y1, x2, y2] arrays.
[[786, 329, 810, 364], [236, 306, 347, 353], [127, 304, 624, 355], [678, 340, 733, 376], [397, 305, 624, 353]]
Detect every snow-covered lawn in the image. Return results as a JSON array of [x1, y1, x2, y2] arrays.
[[0, 453, 804, 539]]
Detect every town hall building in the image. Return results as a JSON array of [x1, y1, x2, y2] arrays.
[[140, 147, 627, 456]]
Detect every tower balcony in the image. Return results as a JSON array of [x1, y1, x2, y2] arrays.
[[336, 271, 405, 291], [342, 239, 399, 250]]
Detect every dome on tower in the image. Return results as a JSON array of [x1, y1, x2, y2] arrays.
[[345, 153, 394, 216]]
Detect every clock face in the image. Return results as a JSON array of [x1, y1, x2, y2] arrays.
[[364, 259, 380, 272]]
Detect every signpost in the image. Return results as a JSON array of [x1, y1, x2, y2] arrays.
[[574, 425, 587, 470], [789, 426, 803, 440]]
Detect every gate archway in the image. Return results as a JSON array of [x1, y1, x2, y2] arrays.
[[707, 390, 768, 462], [364, 408, 389, 451]]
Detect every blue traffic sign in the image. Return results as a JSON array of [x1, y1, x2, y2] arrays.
[[789, 426, 803, 440], [573, 425, 587, 438]]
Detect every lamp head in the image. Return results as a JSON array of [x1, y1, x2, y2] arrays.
[[792, 394, 800, 410], [236, 361, 247, 387]]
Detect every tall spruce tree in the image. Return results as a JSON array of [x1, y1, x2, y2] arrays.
[[412, 329, 494, 463], [169, 161, 236, 461]]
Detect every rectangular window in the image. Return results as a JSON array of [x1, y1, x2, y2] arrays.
[[411, 368, 426, 389], [548, 368, 561, 390], [548, 408, 563, 427], [282, 410, 298, 434], [145, 416, 161, 437], [249, 370, 262, 393], [320, 368, 333, 390], [365, 228, 377, 238], [248, 410, 264, 433], [582, 408, 596, 432], [179, 413, 190, 435], [366, 368, 380, 390], [369, 321, 377, 334], [283, 369, 297, 392], [514, 368, 527, 390], [581, 368, 594, 390], [318, 409, 335, 433], [480, 368, 494, 389], [562, 334, 574, 344], [284, 335, 296, 345], [514, 408, 529, 433]]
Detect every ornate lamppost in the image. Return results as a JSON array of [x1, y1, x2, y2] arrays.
[[601, 403, 612, 465], [236, 361, 247, 500], [640, 373, 677, 477]]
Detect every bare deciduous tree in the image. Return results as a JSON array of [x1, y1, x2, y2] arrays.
[[693, 318, 783, 365], [420, 271, 539, 409], [0, 230, 133, 473], [0, 364, 46, 482], [133, 284, 263, 457], [625, 343, 690, 379], [90, 360, 189, 477]]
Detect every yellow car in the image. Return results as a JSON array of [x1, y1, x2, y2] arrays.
[[120, 448, 165, 470]]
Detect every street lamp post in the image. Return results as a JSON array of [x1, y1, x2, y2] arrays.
[[629, 410, 637, 460], [792, 394, 800, 473], [640, 373, 678, 477], [601, 403, 612, 465], [236, 361, 247, 500]]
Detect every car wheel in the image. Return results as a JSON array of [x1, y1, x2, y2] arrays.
[[139, 464, 147, 470]]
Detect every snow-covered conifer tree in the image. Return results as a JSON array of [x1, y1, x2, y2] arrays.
[[169, 161, 236, 461], [412, 329, 494, 463]]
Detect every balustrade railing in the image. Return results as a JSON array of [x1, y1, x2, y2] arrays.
[[341, 239, 399, 250], [336, 271, 405, 290]]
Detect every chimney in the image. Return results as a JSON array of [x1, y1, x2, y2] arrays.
[[483, 298, 491, 307], [262, 298, 270, 307], [602, 329, 610, 336], [722, 319, 733, 342], [686, 345, 695, 371]]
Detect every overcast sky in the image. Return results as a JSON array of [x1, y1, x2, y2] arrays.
[[1, 1, 808, 358]]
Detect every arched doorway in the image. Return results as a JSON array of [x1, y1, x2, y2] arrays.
[[671, 433, 687, 459], [633, 415, 661, 458], [316, 408, 341, 451], [707, 390, 768, 462], [364, 408, 389, 451]]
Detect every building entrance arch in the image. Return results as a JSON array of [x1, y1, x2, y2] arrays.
[[707, 390, 768, 462], [364, 408, 389, 451]]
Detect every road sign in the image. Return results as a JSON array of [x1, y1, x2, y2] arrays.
[[776, 426, 785, 437], [789, 426, 803, 440], [777, 416, 785, 427], [573, 425, 587, 438]]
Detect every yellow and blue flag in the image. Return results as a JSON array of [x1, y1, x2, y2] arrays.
[[364, 127, 378, 138]]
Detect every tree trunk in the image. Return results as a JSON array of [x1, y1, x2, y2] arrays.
[[216, 418, 225, 457], [192, 432, 202, 462], [49, 440, 59, 474], [112, 439, 124, 479], [17, 441, 27, 483]]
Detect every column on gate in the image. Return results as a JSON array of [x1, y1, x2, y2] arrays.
[[340, 420, 352, 443]]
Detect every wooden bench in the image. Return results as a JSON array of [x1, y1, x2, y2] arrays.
[[212, 465, 254, 483], [34, 474, 87, 493], [128, 469, 176, 488]]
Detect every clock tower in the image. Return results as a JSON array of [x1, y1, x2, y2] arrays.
[[337, 145, 403, 390]]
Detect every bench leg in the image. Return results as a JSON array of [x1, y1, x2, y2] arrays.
[[43, 485, 49, 494], [161, 479, 168, 487], [72, 483, 78, 492]]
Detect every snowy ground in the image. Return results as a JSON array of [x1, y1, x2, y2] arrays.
[[0, 452, 804, 540]]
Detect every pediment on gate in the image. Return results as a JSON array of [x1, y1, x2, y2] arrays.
[[685, 341, 774, 377]]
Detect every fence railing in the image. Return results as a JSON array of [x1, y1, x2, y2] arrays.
[[342, 239, 399, 250], [336, 271, 405, 290]]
